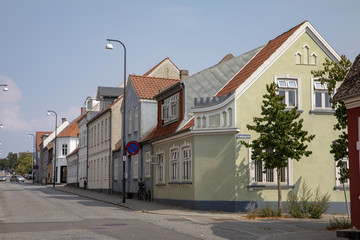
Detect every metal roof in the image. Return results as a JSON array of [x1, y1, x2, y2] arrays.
[[96, 86, 124, 100], [179, 46, 264, 129]]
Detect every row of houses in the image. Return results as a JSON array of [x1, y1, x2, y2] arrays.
[[34, 21, 350, 213]]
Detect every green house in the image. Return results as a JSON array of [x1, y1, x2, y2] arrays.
[[146, 21, 348, 213]]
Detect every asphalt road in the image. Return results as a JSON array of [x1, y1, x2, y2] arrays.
[[0, 181, 340, 240]]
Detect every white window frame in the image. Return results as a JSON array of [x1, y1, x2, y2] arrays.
[[128, 109, 132, 134], [335, 158, 349, 187], [132, 155, 138, 179], [275, 76, 301, 110], [134, 106, 138, 132], [181, 143, 192, 182], [248, 146, 292, 186], [169, 146, 180, 182], [311, 78, 332, 111], [162, 93, 179, 124], [114, 157, 118, 180], [62, 144, 68, 156], [156, 151, 165, 184], [145, 151, 151, 178]]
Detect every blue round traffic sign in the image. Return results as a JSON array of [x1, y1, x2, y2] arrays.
[[126, 141, 140, 155]]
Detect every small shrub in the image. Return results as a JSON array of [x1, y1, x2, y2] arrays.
[[327, 217, 351, 230], [287, 182, 331, 219], [246, 205, 280, 218], [287, 191, 303, 218], [260, 204, 281, 217], [308, 186, 331, 219]]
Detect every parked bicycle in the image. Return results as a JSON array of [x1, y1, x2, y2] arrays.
[[137, 178, 148, 201]]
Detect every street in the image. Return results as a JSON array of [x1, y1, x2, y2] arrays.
[[0, 181, 339, 240]]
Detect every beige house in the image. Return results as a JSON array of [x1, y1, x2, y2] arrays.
[[87, 87, 123, 192]]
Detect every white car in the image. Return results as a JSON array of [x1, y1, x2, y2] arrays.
[[10, 175, 25, 182], [0, 175, 6, 182]]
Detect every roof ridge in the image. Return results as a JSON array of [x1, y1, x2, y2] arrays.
[[143, 57, 180, 77], [216, 20, 307, 97], [130, 74, 180, 81]]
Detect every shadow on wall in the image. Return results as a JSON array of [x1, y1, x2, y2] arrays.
[[235, 142, 264, 212]]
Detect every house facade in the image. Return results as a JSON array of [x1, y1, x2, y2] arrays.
[[55, 115, 82, 184], [39, 120, 69, 184], [87, 87, 123, 192], [77, 97, 99, 188], [113, 57, 183, 197], [150, 21, 349, 213]]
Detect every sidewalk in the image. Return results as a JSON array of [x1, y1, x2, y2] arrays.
[[51, 185, 245, 218]]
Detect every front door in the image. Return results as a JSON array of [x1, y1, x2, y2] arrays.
[[61, 166, 67, 183]]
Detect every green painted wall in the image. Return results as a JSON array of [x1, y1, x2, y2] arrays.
[[235, 32, 349, 203], [152, 136, 195, 200], [193, 134, 236, 200]]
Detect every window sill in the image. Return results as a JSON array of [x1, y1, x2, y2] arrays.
[[155, 183, 166, 187], [334, 185, 350, 191], [247, 184, 295, 190], [162, 118, 179, 126], [309, 109, 335, 115], [283, 109, 303, 114], [168, 181, 192, 185]]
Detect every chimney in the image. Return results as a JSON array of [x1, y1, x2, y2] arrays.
[[180, 70, 189, 80], [81, 107, 86, 114], [62, 118, 67, 123]]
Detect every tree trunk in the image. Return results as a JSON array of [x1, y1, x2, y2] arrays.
[[277, 167, 282, 215]]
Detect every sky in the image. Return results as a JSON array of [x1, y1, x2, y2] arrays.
[[0, 0, 359, 158]]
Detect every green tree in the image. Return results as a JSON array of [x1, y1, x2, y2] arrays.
[[311, 55, 352, 183], [7, 152, 18, 170], [242, 83, 315, 215], [14, 152, 32, 175]]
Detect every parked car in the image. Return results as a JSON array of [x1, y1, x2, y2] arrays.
[[0, 175, 6, 182], [10, 175, 25, 182]]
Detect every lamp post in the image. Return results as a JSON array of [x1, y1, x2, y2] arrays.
[[105, 39, 127, 203], [28, 134, 35, 184], [47, 110, 57, 187], [0, 84, 8, 92]]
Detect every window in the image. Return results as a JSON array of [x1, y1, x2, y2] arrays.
[[128, 109, 132, 134], [335, 158, 349, 187], [313, 80, 331, 110], [311, 53, 317, 65], [303, 45, 309, 64], [145, 151, 151, 178], [62, 144, 68, 156], [296, 52, 302, 64], [114, 158, 118, 180], [101, 121, 104, 143], [97, 123, 100, 145], [134, 107, 138, 132], [132, 155, 138, 179], [156, 153, 165, 184], [277, 78, 299, 108], [182, 146, 192, 182], [105, 119, 108, 140], [170, 148, 180, 182], [249, 147, 292, 186], [162, 93, 179, 124], [94, 126, 96, 147]]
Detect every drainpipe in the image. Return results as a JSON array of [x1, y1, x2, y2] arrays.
[[109, 111, 112, 194], [86, 124, 89, 190]]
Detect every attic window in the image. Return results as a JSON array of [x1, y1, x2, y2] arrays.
[[162, 93, 179, 124]]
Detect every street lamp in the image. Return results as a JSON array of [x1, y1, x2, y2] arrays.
[[105, 39, 127, 203], [0, 84, 8, 92], [47, 110, 57, 187], [28, 134, 35, 184], [0, 124, 3, 129]]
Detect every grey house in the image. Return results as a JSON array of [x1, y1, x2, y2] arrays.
[[113, 57, 185, 198]]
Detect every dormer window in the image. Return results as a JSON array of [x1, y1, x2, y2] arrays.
[[162, 93, 179, 124]]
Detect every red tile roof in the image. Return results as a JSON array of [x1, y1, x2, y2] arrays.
[[36, 131, 52, 151], [57, 113, 86, 138], [143, 57, 179, 76], [216, 21, 306, 97], [129, 74, 180, 99]]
